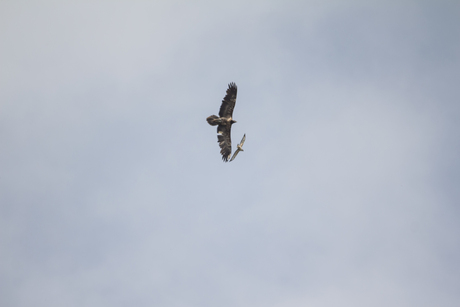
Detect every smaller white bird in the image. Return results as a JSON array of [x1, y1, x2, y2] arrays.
[[230, 134, 246, 162]]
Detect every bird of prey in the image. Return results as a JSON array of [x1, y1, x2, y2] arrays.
[[230, 134, 246, 162], [206, 82, 238, 162]]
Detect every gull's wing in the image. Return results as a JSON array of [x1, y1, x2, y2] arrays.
[[230, 148, 241, 162], [239, 134, 246, 146]]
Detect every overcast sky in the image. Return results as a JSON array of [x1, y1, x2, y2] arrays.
[[1, 1, 460, 306]]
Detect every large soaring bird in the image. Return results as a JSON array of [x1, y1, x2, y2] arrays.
[[206, 82, 238, 162], [230, 134, 246, 162]]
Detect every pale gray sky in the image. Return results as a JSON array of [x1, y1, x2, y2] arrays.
[[1, 1, 460, 306]]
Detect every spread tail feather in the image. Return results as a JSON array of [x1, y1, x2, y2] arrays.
[[206, 115, 221, 126]]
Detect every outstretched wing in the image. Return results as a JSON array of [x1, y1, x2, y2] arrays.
[[230, 148, 241, 162], [239, 134, 246, 146], [219, 82, 237, 118], [217, 124, 232, 162]]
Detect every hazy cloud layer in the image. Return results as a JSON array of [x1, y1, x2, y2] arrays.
[[1, 1, 459, 306]]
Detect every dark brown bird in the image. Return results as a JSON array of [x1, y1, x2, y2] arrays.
[[206, 82, 238, 162]]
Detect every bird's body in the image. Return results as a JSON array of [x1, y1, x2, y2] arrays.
[[230, 134, 246, 162], [206, 82, 238, 162]]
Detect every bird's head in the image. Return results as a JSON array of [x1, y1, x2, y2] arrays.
[[231, 120, 237, 124]]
